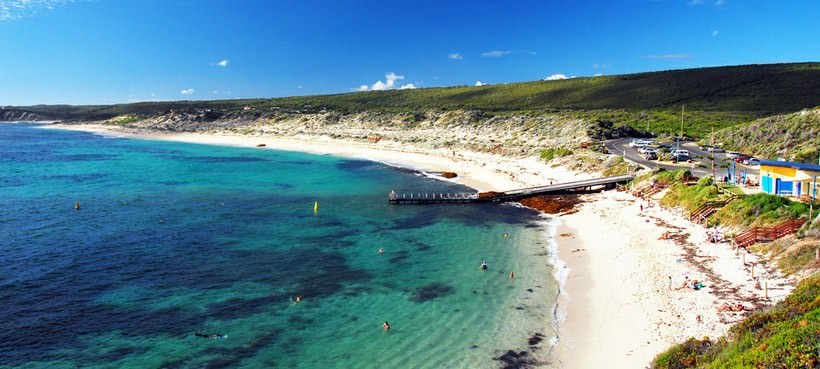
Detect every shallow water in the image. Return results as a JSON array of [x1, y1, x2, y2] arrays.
[[0, 123, 559, 369]]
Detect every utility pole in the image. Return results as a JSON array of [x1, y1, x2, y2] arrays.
[[711, 127, 715, 181], [678, 105, 684, 152]]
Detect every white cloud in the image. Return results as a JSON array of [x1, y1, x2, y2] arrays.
[[475, 81, 487, 86], [448, 53, 463, 60], [356, 72, 413, 91], [593, 73, 604, 77], [690, 0, 725, 6], [712, 30, 720, 37], [0, 0, 80, 22], [180, 88, 195, 95], [481, 50, 512, 58], [643, 53, 694, 59], [544, 74, 569, 81], [211, 59, 229, 67], [593, 63, 610, 69]]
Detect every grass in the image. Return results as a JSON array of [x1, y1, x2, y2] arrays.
[[651, 274, 819, 369], [659, 175, 725, 212], [540, 147, 573, 161], [8, 62, 820, 140], [711, 193, 813, 228], [706, 108, 820, 162]]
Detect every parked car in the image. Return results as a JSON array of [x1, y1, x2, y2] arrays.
[[745, 158, 760, 166], [727, 151, 741, 159], [706, 146, 725, 153], [644, 152, 658, 160], [629, 139, 653, 148], [734, 154, 750, 163]]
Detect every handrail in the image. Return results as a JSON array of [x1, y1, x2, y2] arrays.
[[732, 218, 807, 248]]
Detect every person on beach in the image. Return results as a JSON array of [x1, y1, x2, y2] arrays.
[[382, 321, 390, 331], [480, 259, 488, 270], [679, 276, 691, 289], [717, 302, 747, 313]]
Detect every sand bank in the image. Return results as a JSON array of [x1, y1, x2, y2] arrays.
[[47, 124, 794, 368]]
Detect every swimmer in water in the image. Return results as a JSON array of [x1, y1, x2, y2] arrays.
[[383, 321, 390, 331], [510, 271, 514, 280], [480, 259, 488, 270], [378, 248, 384, 255], [195, 333, 227, 339]]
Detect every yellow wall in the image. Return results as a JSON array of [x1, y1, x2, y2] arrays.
[[761, 165, 796, 178]]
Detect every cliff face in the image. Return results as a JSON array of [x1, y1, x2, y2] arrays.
[[0, 109, 49, 122], [90, 110, 594, 156]]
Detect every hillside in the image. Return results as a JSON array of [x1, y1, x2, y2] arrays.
[[707, 108, 820, 163], [4, 63, 820, 140]]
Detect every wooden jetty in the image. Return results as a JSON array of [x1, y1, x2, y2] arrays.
[[388, 174, 635, 205]]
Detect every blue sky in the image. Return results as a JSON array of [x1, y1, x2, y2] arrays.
[[1, 0, 818, 105]]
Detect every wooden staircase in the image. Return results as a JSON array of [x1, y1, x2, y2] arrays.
[[632, 183, 667, 198], [689, 197, 734, 223], [732, 218, 807, 249]]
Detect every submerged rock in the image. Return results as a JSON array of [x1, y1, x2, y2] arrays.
[[408, 283, 455, 303]]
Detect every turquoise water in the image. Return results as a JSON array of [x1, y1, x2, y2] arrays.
[[0, 123, 559, 369]]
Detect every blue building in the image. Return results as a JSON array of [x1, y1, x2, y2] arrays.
[[759, 159, 820, 200]]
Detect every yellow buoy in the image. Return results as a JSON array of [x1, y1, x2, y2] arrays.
[[75, 200, 80, 210], [314, 201, 318, 213]]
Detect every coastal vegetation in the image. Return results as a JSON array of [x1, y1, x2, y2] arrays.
[[539, 147, 573, 161], [5, 63, 820, 141], [643, 169, 819, 368], [706, 108, 820, 162], [711, 194, 813, 228], [651, 274, 819, 369]]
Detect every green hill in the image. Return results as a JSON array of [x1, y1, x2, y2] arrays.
[[8, 62, 820, 116], [5, 62, 820, 140], [707, 108, 820, 163]]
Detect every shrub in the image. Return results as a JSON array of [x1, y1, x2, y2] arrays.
[[540, 147, 573, 161], [652, 275, 820, 369]]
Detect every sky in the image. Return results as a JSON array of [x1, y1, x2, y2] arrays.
[[1, 0, 818, 105]]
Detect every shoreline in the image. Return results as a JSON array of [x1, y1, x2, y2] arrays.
[[44, 123, 796, 368]]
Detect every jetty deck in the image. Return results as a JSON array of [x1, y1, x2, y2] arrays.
[[388, 174, 634, 205]]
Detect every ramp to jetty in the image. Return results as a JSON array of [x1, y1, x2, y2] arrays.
[[388, 174, 635, 205]]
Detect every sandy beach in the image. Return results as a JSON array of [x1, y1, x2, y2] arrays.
[[48, 124, 795, 369]]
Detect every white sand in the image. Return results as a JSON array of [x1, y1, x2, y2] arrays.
[[47, 124, 795, 368]]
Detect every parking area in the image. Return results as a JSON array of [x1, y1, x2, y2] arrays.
[[605, 138, 761, 180]]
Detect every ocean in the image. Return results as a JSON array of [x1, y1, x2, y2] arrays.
[[0, 123, 560, 369]]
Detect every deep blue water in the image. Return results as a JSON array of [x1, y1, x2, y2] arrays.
[[0, 123, 559, 369]]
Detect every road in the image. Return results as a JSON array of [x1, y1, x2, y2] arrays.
[[604, 138, 760, 179]]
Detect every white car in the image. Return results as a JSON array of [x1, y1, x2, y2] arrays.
[[629, 139, 653, 148]]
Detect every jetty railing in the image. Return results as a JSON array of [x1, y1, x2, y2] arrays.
[[388, 174, 635, 205]]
